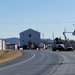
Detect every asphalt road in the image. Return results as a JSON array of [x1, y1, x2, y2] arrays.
[[52, 51, 75, 75], [0, 50, 75, 75]]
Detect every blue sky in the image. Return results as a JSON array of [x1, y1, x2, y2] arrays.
[[0, 0, 75, 40]]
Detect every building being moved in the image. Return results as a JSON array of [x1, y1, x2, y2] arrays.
[[20, 29, 40, 49]]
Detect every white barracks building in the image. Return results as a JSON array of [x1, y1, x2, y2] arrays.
[[20, 29, 40, 46]]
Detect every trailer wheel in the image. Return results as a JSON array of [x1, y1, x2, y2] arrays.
[[52, 49, 56, 51]]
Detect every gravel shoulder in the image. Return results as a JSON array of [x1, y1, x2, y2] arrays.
[[0, 50, 23, 64]]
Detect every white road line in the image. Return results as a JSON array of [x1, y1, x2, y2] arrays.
[[0, 52, 35, 71]]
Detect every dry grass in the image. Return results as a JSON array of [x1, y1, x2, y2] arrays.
[[0, 50, 23, 64], [0, 51, 10, 59]]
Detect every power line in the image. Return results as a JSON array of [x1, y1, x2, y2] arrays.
[[0, 21, 75, 24]]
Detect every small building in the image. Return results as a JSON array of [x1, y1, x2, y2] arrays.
[[0, 40, 6, 50], [20, 29, 40, 47], [6, 43, 18, 50]]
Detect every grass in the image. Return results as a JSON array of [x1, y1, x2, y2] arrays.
[[0, 50, 23, 64], [0, 50, 10, 59]]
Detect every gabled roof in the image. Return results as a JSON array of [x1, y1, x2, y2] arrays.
[[20, 28, 40, 34]]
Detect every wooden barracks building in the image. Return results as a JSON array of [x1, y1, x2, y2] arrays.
[[19, 29, 40, 49]]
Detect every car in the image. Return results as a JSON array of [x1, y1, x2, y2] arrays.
[[65, 47, 73, 51]]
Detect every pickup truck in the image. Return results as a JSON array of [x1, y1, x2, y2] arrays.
[[52, 43, 65, 51], [52, 37, 65, 51]]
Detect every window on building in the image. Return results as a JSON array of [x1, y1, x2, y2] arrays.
[[29, 34, 31, 37], [23, 40, 24, 42]]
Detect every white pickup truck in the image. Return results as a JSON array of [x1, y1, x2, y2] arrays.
[[52, 43, 65, 51], [52, 38, 65, 51]]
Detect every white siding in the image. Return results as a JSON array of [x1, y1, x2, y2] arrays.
[[3, 40, 6, 50], [0, 40, 3, 50], [0, 40, 6, 50]]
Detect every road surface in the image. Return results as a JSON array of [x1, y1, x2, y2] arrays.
[[0, 50, 75, 75], [52, 52, 75, 75]]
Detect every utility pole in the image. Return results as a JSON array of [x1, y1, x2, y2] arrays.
[[42, 33, 44, 39], [52, 32, 54, 40]]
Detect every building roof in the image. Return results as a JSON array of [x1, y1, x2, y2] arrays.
[[20, 28, 40, 34]]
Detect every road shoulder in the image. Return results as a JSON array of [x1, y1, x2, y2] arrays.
[[0, 50, 23, 64]]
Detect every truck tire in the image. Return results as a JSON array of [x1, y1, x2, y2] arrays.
[[53, 49, 56, 51]]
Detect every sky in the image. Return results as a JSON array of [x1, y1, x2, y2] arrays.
[[0, 0, 75, 40]]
